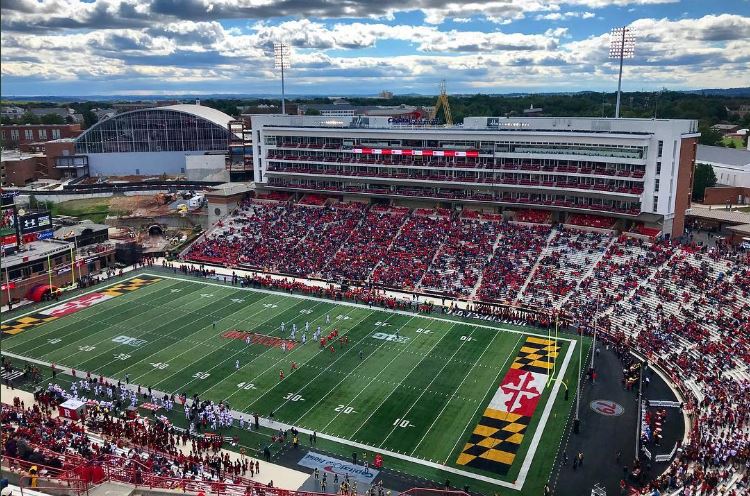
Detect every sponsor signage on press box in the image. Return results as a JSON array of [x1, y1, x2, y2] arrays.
[[298, 452, 379, 483]]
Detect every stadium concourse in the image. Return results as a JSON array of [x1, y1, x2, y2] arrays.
[[183, 195, 750, 494]]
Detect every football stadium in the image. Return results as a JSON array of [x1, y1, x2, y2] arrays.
[[1, 271, 581, 495], [1, 27, 749, 496]]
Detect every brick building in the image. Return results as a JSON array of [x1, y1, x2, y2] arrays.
[[1, 123, 82, 150], [0, 139, 79, 186]]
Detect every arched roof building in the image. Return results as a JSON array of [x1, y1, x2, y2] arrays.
[[74, 104, 234, 177]]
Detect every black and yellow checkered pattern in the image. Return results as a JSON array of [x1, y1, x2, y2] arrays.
[[510, 335, 560, 375], [100, 275, 162, 297], [456, 411, 530, 474], [1, 275, 162, 336], [456, 335, 559, 475], [1, 315, 59, 336]]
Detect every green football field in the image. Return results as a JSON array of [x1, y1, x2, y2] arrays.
[[1, 272, 583, 494]]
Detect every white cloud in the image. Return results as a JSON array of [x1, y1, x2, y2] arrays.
[[535, 11, 597, 21], [0, 5, 748, 94], [1, 0, 683, 30]]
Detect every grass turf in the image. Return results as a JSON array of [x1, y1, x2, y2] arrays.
[[1, 273, 585, 495]]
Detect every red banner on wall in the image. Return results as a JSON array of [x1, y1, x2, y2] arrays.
[[351, 147, 479, 158]]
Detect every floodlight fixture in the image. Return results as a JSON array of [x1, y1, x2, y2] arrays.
[[609, 27, 636, 118], [273, 42, 291, 114]]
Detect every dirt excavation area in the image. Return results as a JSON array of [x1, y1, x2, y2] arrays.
[[51, 194, 176, 222]]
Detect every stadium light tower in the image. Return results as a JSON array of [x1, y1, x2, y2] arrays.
[[273, 41, 291, 115], [609, 26, 636, 119]]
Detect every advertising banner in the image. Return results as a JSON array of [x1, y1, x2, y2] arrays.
[[298, 452, 379, 484]]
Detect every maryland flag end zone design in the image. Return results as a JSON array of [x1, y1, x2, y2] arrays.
[[457, 336, 559, 475], [1, 275, 162, 336]]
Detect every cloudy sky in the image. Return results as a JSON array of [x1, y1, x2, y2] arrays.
[[1, 0, 749, 96]]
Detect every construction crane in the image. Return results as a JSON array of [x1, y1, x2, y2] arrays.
[[430, 80, 453, 126]]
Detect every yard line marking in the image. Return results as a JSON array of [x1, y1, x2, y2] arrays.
[[377, 325, 480, 448], [409, 326, 504, 457], [14, 279, 194, 357], [1, 272, 145, 323], [442, 332, 524, 464], [294, 314, 422, 427], [144, 272, 575, 344], [343, 320, 460, 439], [322, 319, 455, 437], [40, 282, 210, 361], [218, 306, 368, 407], [53, 283, 248, 368], [1, 347, 521, 489], [160, 299, 327, 393], [2, 278, 182, 355], [132, 293, 290, 389], [247, 312, 402, 414]]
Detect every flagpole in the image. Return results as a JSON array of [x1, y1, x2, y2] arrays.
[[591, 299, 599, 370], [554, 314, 559, 380], [574, 322, 582, 433], [5, 266, 12, 305], [635, 362, 643, 458], [70, 246, 76, 285], [547, 315, 552, 386]]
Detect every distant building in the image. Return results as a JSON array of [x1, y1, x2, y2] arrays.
[[93, 108, 117, 122], [0, 123, 83, 150], [1, 106, 25, 119], [0, 138, 77, 186], [1, 150, 46, 186], [298, 101, 358, 117], [730, 105, 750, 119], [238, 103, 298, 120], [523, 104, 544, 116], [711, 123, 741, 135], [696, 144, 750, 188], [28, 107, 84, 124], [378, 90, 394, 99], [296, 102, 432, 119], [73, 104, 234, 176]]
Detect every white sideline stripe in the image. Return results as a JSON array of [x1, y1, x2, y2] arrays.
[[0, 347, 521, 490], [3, 272, 575, 491], [144, 273, 575, 344], [514, 336, 576, 487], [144, 273, 576, 490]]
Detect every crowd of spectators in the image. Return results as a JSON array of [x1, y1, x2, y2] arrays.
[[182, 195, 750, 494], [421, 219, 501, 297], [371, 215, 451, 289]]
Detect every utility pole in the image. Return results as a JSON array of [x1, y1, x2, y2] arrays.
[[574, 324, 582, 433]]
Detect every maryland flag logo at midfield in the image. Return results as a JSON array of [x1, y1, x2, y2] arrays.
[[456, 336, 559, 475], [1, 275, 162, 336]]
